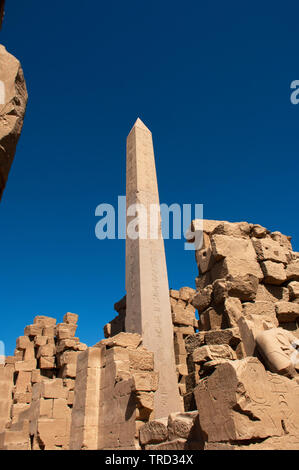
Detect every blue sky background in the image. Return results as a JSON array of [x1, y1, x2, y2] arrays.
[[1, 1, 299, 355]]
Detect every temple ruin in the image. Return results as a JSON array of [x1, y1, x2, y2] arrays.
[[1, 26, 299, 450]]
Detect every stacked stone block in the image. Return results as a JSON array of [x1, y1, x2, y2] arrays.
[[0, 313, 86, 450], [138, 411, 203, 450]]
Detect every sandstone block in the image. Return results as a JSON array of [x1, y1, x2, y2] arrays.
[[41, 379, 67, 399], [31, 370, 41, 384], [128, 349, 154, 371], [224, 297, 242, 327], [136, 392, 154, 421], [199, 305, 224, 330], [242, 301, 278, 325], [261, 260, 287, 285], [179, 287, 196, 302], [168, 411, 198, 440], [191, 286, 212, 313], [288, 281, 299, 300], [63, 312, 78, 324], [14, 360, 36, 372], [139, 421, 168, 445], [211, 257, 263, 282], [255, 284, 289, 303], [99, 332, 142, 349], [145, 438, 187, 450], [204, 328, 241, 348], [24, 325, 43, 337], [252, 238, 288, 263], [286, 260, 299, 281], [270, 231, 292, 250], [16, 336, 30, 350], [56, 323, 77, 340], [39, 356, 55, 369], [251, 224, 268, 238], [169, 289, 180, 300], [61, 363, 77, 378], [132, 372, 159, 392], [34, 316, 56, 328], [194, 357, 293, 443], [184, 332, 206, 354], [275, 302, 299, 323], [37, 343, 56, 358], [211, 234, 257, 262], [192, 344, 236, 363]]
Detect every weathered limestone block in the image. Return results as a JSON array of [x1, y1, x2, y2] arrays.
[[211, 221, 251, 239], [251, 224, 268, 238], [167, 411, 199, 441], [24, 325, 43, 337], [275, 302, 299, 323], [255, 284, 289, 303], [199, 305, 224, 330], [211, 234, 257, 262], [132, 371, 159, 392], [145, 438, 187, 450], [270, 231, 292, 250], [261, 261, 287, 285], [256, 328, 299, 377], [184, 332, 206, 354], [39, 357, 55, 370], [128, 349, 154, 371], [37, 343, 56, 358], [16, 336, 30, 350], [136, 392, 154, 421], [39, 379, 67, 400], [192, 344, 236, 364], [63, 312, 78, 324], [286, 260, 299, 281], [139, 420, 168, 446], [242, 301, 278, 326], [179, 287, 196, 302], [0, 45, 28, 201], [99, 332, 142, 349], [56, 323, 77, 340], [252, 238, 288, 264], [34, 316, 56, 328], [211, 256, 263, 282], [288, 281, 299, 300], [169, 289, 180, 300], [204, 328, 241, 348], [171, 299, 197, 327], [224, 297, 242, 327], [194, 357, 299, 443], [191, 286, 212, 313], [14, 360, 36, 372]]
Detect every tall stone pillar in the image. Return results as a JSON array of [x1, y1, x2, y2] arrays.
[[125, 118, 182, 418]]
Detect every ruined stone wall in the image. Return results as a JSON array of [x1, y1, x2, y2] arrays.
[[0, 313, 86, 449]]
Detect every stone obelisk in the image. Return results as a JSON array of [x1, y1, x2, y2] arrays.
[[125, 118, 182, 418]]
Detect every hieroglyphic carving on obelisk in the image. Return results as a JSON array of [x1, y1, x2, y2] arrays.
[[125, 118, 183, 418]]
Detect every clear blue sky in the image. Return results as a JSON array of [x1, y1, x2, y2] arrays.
[[1, 1, 299, 355]]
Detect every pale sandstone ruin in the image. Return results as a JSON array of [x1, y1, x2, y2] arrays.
[[1, 31, 299, 450]]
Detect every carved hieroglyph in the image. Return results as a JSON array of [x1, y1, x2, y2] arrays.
[[125, 118, 182, 418]]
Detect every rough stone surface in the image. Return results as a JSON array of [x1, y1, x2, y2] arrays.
[[0, 44, 28, 201]]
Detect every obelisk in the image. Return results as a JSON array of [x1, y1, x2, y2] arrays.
[[125, 118, 183, 418]]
